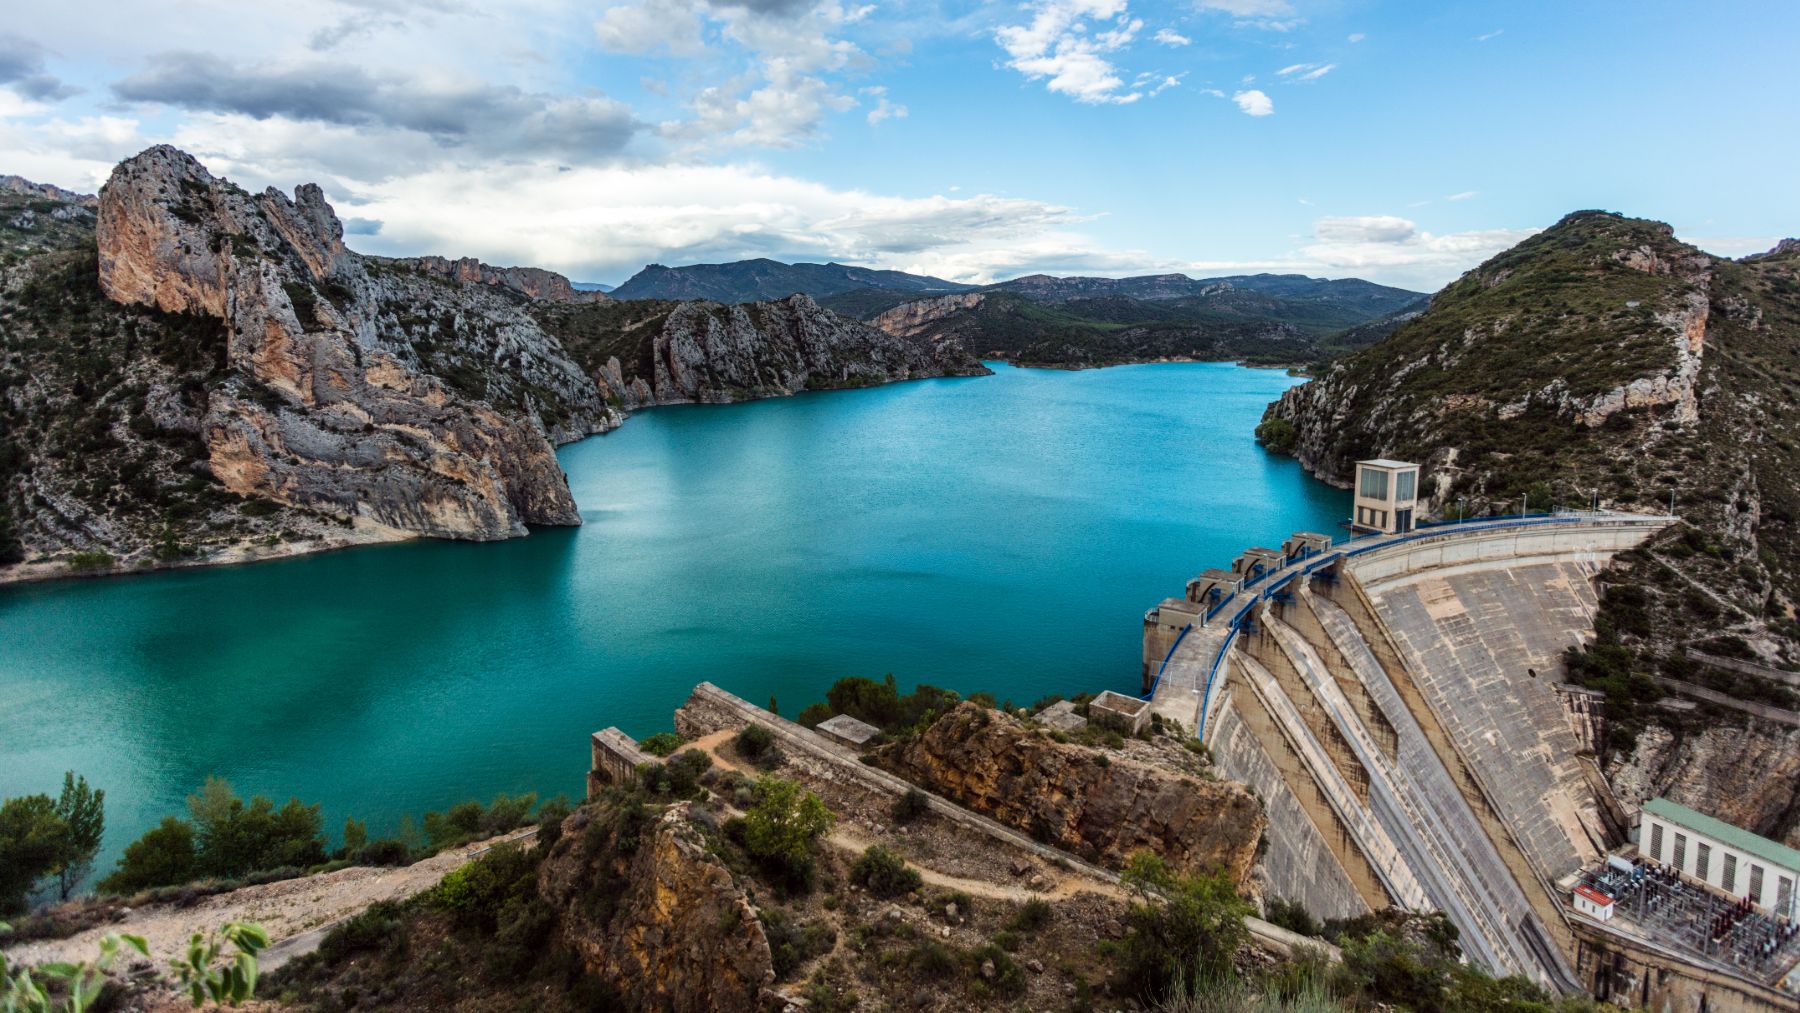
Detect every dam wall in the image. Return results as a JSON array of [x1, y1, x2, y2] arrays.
[[1148, 514, 1671, 990]]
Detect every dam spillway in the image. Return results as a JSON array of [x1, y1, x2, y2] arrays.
[[1144, 514, 1674, 991]]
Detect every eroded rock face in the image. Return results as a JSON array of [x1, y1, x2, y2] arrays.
[[870, 292, 985, 339], [386, 254, 608, 304], [96, 145, 605, 540], [591, 294, 990, 409], [538, 802, 775, 1012], [1609, 720, 1800, 848], [874, 703, 1265, 883]]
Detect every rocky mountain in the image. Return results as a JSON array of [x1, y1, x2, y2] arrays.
[[0, 147, 985, 579], [1256, 210, 1800, 845], [609, 258, 975, 304], [533, 294, 989, 410], [379, 255, 611, 304]]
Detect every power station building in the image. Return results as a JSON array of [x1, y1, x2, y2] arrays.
[[1352, 459, 1420, 534], [1638, 797, 1800, 919]]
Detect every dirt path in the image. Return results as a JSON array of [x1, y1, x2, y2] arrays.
[[3, 829, 534, 974]]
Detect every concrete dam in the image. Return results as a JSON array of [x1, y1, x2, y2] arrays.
[[1142, 515, 1673, 993]]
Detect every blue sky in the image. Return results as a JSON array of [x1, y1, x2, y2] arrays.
[[2, 0, 1796, 289]]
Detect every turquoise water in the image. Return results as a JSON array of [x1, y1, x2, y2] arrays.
[[0, 362, 1346, 870]]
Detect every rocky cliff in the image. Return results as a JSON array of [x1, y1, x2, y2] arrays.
[[537, 293, 990, 410], [95, 146, 607, 541], [538, 802, 775, 1012], [382, 254, 609, 305], [1256, 210, 1800, 845], [874, 703, 1265, 883]]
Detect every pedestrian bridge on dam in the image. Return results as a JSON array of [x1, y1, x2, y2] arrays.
[[1141, 512, 1675, 994]]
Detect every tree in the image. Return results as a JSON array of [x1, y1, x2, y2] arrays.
[[187, 778, 324, 878], [341, 817, 368, 857], [0, 795, 70, 914], [1112, 853, 1251, 1002], [741, 777, 834, 872], [99, 817, 198, 894], [53, 773, 104, 900]]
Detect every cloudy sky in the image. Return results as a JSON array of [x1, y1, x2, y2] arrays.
[[3, 0, 1796, 290]]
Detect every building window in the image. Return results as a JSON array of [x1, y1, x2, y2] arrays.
[[1722, 853, 1737, 890], [1696, 842, 1711, 882], [1359, 469, 1389, 500], [1396, 470, 1416, 501], [1750, 864, 1764, 900], [1378, 510, 1388, 529], [1648, 822, 1663, 862], [1673, 833, 1686, 872], [1781, 876, 1795, 916]]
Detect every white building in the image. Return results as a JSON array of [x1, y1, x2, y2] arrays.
[[1352, 459, 1420, 535], [1638, 797, 1799, 919], [1573, 884, 1617, 921]]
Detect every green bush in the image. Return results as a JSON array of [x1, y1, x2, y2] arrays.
[[891, 788, 930, 824], [64, 551, 114, 572], [968, 943, 1025, 998], [1254, 417, 1298, 454], [318, 900, 407, 963], [1109, 853, 1251, 1002], [639, 732, 684, 757], [100, 816, 198, 894], [1007, 897, 1053, 933], [736, 724, 777, 761], [357, 839, 412, 867], [432, 843, 538, 934], [849, 846, 922, 898], [762, 909, 837, 980], [741, 777, 834, 883], [0, 794, 69, 913], [1264, 897, 1323, 938]]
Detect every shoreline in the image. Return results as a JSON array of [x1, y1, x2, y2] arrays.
[[1, 357, 1305, 590]]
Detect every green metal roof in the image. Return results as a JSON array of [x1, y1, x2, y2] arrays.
[[1642, 797, 1800, 872]]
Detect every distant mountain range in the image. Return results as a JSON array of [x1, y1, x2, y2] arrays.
[[607, 258, 1425, 368], [609, 258, 975, 303], [572, 281, 614, 293]]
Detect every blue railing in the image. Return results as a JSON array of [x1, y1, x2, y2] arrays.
[[1141, 622, 1194, 701]]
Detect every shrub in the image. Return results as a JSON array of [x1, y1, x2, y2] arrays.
[[99, 816, 198, 894], [904, 940, 958, 980], [480, 792, 537, 834], [318, 900, 407, 963], [850, 846, 922, 898], [357, 839, 412, 867], [762, 909, 837, 980], [736, 724, 777, 761], [968, 943, 1025, 998], [741, 777, 834, 880], [891, 788, 930, 824], [431, 843, 538, 934], [65, 550, 115, 572], [639, 732, 684, 757], [795, 703, 833, 728], [1007, 897, 1053, 933], [1265, 897, 1323, 938], [1110, 853, 1251, 1002], [0, 794, 70, 913]]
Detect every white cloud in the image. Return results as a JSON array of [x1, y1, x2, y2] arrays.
[[1475, 29, 1503, 42], [1232, 89, 1272, 116], [1445, 190, 1478, 201], [863, 85, 906, 124], [1277, 62, 1335, 82], [995, 0, 1151, 105], [1301, 214, 1537, 287], [1154, 28, 1191, 46], [1195, 0, 1292, 15], [1347, 32, 1365, 43], [595, 0, 707, 56]]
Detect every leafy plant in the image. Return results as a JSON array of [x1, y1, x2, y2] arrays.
[[1, 922, 146, 1013], [849, 846, 921, 898], [168, 921, 270, 1008]]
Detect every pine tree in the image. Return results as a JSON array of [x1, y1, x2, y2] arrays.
[[54, 772, 105, 900]]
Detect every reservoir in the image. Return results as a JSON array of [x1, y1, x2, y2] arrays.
[[0, 361, 1346, 867]]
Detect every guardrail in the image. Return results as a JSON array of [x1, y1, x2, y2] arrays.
[[1187, 511, 1675, 744]]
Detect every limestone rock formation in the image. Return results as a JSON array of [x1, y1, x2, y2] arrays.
[[870, 292, 985, 339], [1609, 721, 1800, 848], [540, 293, 991, 411], [95, 145, 611, 541], [874, 703, 1265, 882], [538, 802, 776, 1012], [383, 254, 608, 304]]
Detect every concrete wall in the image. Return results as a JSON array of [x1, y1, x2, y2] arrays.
[[1572, 921, 1798, 1013], [589, 727, 659, 799], [1208, 684, 1376, 921]]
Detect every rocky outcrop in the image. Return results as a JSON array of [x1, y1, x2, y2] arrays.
[[95, 145, 610, 541], [870, 292, 984, 339], [1608, 721, 1800, 848], [567, 294, 990, 410], [874, 703, 1265, 883], [538, 802, 775, 1012], [0, 174, 97, 209], [383, 254, 607, 304]]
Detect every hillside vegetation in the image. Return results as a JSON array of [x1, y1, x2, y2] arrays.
[[1259, 210, 1800, 845]]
